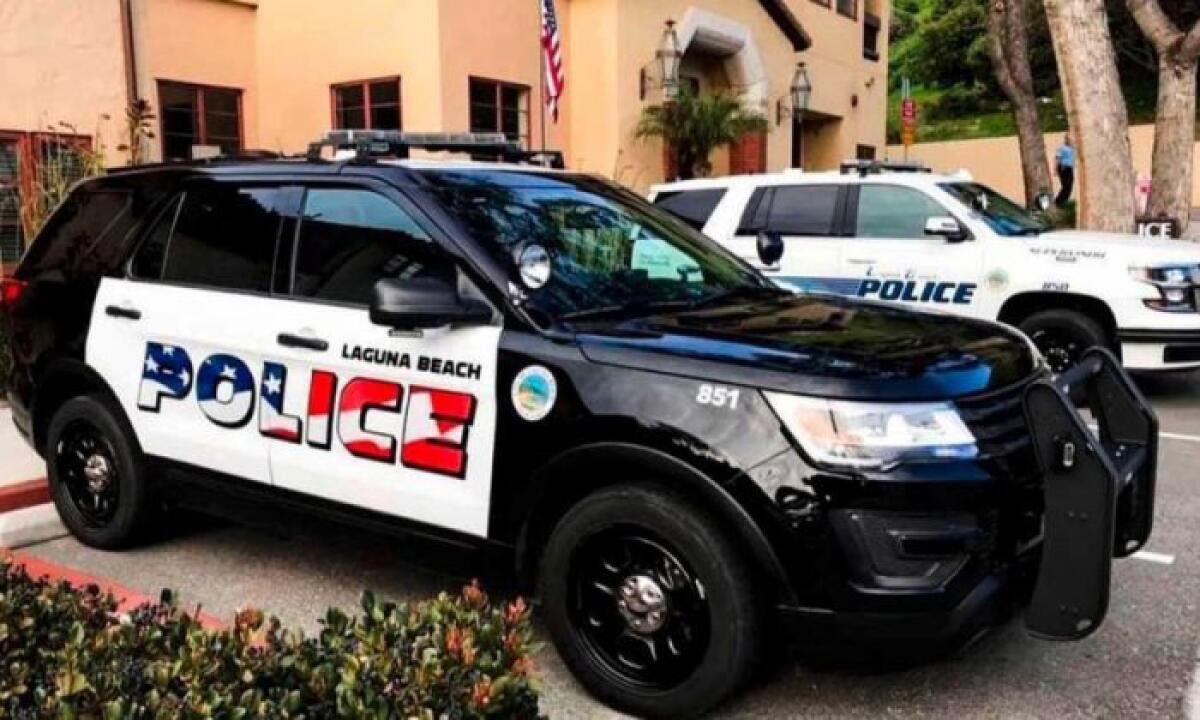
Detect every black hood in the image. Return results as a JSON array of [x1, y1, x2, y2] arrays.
[[574, 293, 1039, 401]]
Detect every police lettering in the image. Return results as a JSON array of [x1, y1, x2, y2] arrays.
[[138, 342, 476, 478], [857, 279, 976, 305]]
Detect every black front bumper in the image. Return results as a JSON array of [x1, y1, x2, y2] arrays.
[[775, 348, 1157, 653]]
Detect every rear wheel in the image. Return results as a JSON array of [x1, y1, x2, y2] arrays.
[[47, 395, 152, 549], [539, 484, 763, 719], [1020, 309, 1109, 374]]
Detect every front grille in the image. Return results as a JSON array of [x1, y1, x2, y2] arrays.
[[954, 378, 1038, 477]]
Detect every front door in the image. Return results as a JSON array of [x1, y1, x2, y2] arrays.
[[837, 184, 984, 312], [265, 184, 500, 538]]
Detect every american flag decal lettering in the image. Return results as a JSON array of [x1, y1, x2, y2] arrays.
[[196, 354, 255, 428], [401, 387, 476, 478], [306, 370, 338, 450], [338, 378, 404, 464], [138, 343, 193, 411], [259, 361, 302, 443], [540, 0, 565, 122]]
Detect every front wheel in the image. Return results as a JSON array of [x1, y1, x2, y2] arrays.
[[1020, 309, 1109, 374], [539, 484, 763, 719], [46, 395, 153, 549]]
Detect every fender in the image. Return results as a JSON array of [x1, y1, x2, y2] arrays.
[[31, 355, 136, 455], [514, 441, 799, 607]]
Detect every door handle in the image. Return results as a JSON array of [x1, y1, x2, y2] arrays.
[[104, 305, 141, 321], [277, 333, 329, 352]]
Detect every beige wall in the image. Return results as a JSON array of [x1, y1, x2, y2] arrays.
[[0, 0, 127, 160], [887, 124, 1200, 207], [135, 0, 259, 160]]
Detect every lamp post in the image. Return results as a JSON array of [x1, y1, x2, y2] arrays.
[[641, 19, 684, 100], [776, 62, 812, 167]]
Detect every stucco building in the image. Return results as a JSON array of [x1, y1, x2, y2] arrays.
[[0, 0, 888, 264]]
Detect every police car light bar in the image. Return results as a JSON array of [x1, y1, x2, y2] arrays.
[[840, 159, 930, 176], [307, 129, 565, 169]]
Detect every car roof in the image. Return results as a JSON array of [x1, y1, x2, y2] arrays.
[[104, 155, 568, 179], [650, 169, 970, 194]]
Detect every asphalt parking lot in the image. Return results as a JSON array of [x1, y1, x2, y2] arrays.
[[10, 371, 1200, 718]]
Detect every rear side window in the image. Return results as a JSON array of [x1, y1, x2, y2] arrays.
[[652, 189, 726, 231], [291, 188, 451, 306], [18, 188, 133, 277], [765, 185, 840, 236]]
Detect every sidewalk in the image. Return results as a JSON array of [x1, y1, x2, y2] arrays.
[[0, 403, 63, 547]]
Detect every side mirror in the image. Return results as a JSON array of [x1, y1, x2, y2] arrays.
[[1032, 192, 1053, 213], [756, 231, 784, 266], [925, 216, 969, 243], [370, 276, 492, 330]]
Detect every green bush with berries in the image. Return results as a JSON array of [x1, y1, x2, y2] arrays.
[[0, 560, 542, 718]]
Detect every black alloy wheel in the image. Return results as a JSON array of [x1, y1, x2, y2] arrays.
[[568, 527, 712, 690], [55, 420, 121, 527], [1020, 308, 1109, 374]]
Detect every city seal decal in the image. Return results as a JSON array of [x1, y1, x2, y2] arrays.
[[512, 365, 557, 422]]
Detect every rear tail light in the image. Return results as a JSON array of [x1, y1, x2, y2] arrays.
[[0, 278, 27, 314]]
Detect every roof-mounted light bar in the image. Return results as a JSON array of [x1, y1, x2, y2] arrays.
[[839, 159, 930, 176], [307, 129, 565, 169]]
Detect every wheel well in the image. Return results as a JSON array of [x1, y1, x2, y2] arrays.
[[515, 443, 797, 607], [31, 360, 126, 455], [998, 292, 1117, 342]]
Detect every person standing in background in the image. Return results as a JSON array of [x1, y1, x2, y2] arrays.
[[1055, 134, 1075, 207]]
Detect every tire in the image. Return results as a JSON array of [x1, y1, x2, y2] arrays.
[[46, 394, 152, 549], [539, 484, 763, 719], [1019, 308, 1109, 374]]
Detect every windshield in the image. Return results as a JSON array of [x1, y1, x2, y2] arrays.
[[939, 182, 1045, 237], [423, 170, 776, 325]]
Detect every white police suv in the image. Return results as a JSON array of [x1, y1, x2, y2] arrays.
[[1, 134, 1158, 718], [650, 161, 1200, 373]]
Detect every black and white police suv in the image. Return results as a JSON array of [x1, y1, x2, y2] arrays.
[[650, 161, 1200, 374], [1, 132, 1158, 718]]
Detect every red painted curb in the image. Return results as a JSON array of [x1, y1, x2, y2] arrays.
[[5, 549, 223, 629], [0, 477, 51, 513]]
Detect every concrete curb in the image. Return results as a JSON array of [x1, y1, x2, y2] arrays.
[[0, 477, 50, 512], [0, 502, 66, 549]]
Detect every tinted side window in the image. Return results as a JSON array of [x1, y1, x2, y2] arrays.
[[292, 188, 450, 306], [160, 184, 282, 293], [738, 188, 772, 234], [856, 185, 949, 239], [17, 188, 133, 278], [652, 189, 726, 231], [130, 194, 182, 280], [766, 185, 840, 236]]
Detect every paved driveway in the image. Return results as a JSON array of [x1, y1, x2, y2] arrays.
[[8, 374, 1200, 718]]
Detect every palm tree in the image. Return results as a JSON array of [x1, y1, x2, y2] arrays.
[[637, 88, 768, 180]]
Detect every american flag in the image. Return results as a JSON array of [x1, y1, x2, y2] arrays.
[[540, 0, 565, 122]]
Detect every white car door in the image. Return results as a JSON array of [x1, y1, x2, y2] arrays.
[[837, 184, 984, 313], [87, 181, 287, 484], [264, 184, 500, 538], [722, 184, 849, 293]]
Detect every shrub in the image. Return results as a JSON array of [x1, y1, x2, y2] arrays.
[[0, 560, 542, 719]]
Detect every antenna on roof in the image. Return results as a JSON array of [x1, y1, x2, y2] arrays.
[[306, 129, 565, 168]]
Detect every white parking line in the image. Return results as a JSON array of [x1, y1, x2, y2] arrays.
[[1161, 431, 1200, 444], [1131, 550, 1176, 565]]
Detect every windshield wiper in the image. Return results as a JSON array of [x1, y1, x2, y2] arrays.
[[558, 298, 697, 323], [688, 285, 788, 308]]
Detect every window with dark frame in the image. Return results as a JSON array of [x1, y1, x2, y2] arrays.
[[331, 78, 402, 131], [856, 144, 877, 160], [0, 135, 22, 264], [837, 0, 858, 18], [468, 78, 531, 148], [863, 12, 881, 60], [810, 0, 831, 8], [158, 81, 243, 160]]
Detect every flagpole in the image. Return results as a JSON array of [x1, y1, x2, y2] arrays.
[[538, 0, 548, 152]]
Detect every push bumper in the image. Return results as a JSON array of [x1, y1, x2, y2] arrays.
[[1021, 347, 1156, 639]]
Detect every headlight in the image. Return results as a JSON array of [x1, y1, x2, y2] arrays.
[[1129, 265, 1199, 312], [764, 393, 978, 470]]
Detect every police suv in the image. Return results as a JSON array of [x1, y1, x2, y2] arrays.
[[650, 162, 1200, 374], [1, 132, 1158, 718]]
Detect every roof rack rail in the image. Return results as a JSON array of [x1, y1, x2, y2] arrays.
[[839, 159, 929, 176], [307, 130, 565, 169]]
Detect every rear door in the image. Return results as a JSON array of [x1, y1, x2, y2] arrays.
[[265, 181, 501, 537], [88, 179, 288, 484], [722, 184, 849, 292], [651, 188, 727, 233], [837, 184, 984, 311]]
